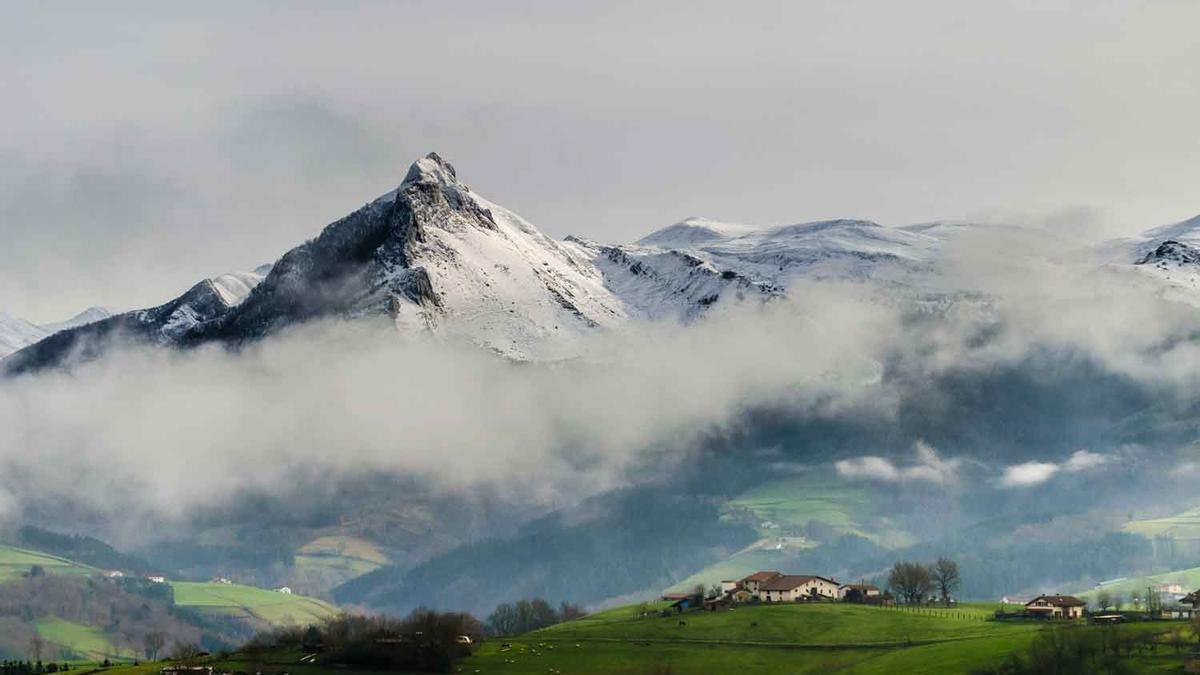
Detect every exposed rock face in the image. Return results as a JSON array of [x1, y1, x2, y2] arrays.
[[1137, 240, 1200, 268]]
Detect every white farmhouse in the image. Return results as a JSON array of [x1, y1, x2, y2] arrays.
[[759, 575, 840, 602]]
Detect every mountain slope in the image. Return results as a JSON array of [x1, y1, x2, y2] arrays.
[[7, 153, 1198, 374]]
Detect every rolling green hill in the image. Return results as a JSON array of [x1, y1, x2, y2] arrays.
[[459, 602, 1181, 674], [89, 600, 1188, 675], [172, 581, 339, 626], [0, 541, 341, 659], [1077, 566, 1200, 605], [725, 474, 915, 548], [0, 544, 96, 582]]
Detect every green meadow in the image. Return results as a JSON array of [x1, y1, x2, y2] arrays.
[[171, 581, 339, 625], [0, 544, 96, 582], [460, 601, 1185, 674]]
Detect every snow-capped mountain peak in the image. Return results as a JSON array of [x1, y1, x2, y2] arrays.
[[7, 153, 1197, 374]]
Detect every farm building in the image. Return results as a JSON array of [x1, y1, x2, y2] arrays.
[[740, 571, 782, 595], [839, 583, 881, 602], [759, 575, 841, 602], [1024, 594, 1085, 619]]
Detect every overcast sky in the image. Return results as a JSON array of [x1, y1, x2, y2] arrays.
[[2, 1, 1198, 321]]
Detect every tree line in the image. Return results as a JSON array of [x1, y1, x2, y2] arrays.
[[970, 624, 1180, 675], [248, 597, 587, 673], [0, 662, 71, 675], [887, 557, 960, 605], [485, 598, 585, 636]]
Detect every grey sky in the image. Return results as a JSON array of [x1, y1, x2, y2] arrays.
[[2, 0, 1198, 321]]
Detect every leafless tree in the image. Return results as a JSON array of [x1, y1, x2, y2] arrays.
[[144, 631, 166, 661], [888, 561, 932, 605], [931, 557, 960, 606]]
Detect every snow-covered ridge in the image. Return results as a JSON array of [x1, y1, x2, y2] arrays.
[[4, 152, 1198, 373], [0, 307, 115, 358]]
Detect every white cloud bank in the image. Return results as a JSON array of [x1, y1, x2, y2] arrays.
[[835, 441, 962, 486], [1001, 450, 1114, 487]]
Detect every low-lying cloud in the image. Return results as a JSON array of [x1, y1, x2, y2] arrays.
[[835, 441, 961, 485], [4, 223, 1200, 545], [1001, 450, 1115, 487]]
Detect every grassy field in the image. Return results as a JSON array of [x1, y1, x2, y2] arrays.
[[84, 600, 1192, 675], [533, 602, 1027, 645], [460, 602, 1186, 674], [724, 474, 914, 547], [36, 617, 125, 661], [0, 544, 96, 582], [172, 581, 339, 626]]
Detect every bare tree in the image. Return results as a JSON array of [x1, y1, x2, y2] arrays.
[[144, 632, 166, 661], [1096, 590, 1111, 611], [558, 602, 586, 622], [169, 644, 204, 663], [887, 561, 932, 605], [931, 557, 960, 606]]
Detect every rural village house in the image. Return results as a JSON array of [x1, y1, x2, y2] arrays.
[[1024, 594, 1085, 619], [759, 575, 841, 602], [838, 583, 881, 601], [740, 571, 783, 595], [675, 571, 891, 609]]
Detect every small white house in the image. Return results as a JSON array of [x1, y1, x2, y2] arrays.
[[147, 575, 166, 584], [276, 586, 293, 594], [1025, 595, 1085, 619], [103, 570, 125, 579]]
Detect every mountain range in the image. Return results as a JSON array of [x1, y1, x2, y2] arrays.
[[5, 152, 1196, 374]]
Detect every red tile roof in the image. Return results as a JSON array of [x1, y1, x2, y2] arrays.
[[741, 571, 782, 583]]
